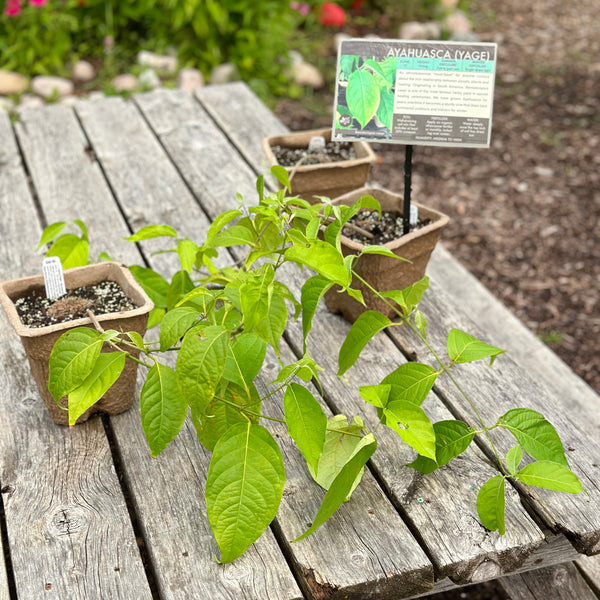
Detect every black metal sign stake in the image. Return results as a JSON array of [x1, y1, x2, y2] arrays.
[[403, 144, 413, 236]]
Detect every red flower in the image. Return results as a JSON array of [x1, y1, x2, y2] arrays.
[[319, 1, 346, 27], [3, 0, 22, 17], [29, 0, 48, 6]]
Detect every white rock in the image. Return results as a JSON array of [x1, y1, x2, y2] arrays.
[[177, 68, 204, 92], [112, 74, 138, 92], [424, 20, 442, 39], [16, 94, 45, 113], [31, 75, 74, 99], [288, 50, 304, 66], [0, 70, 28, 95], [534, 166, 554, 177], [209, 63, 238, 85], [399, 22, 428, 40], [139, 68, 161, 90], [72, 60, 96, 83], [444, 10, 472, 35], [0, 97, 15, 112], [137, 50, 177, 74], [291, 62, 324, 88], [60, 95, 79, 107]]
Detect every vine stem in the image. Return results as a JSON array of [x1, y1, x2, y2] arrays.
[[351, 272, 509, 476]]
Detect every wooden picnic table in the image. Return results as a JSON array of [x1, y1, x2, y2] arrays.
[[0, 84, 599, 600]]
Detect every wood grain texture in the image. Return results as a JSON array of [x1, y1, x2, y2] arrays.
[[135, 89, 439, 598], [2, 108, 151, 599], [577, 554, 600, 596], [0, 533, 8, 600], [386, 278, 600, 556], [76, 94, 303, 600], [499, 562, 598, 599]]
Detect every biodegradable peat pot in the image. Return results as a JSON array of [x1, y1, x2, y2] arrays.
[[324, 187, 450, 322], [262, 128, 376, 203], [0, 262, 153, 425]]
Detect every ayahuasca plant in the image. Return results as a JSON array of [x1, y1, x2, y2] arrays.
[[40, 167, 583, 563]]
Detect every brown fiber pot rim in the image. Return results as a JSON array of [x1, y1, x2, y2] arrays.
[[331, 187, 450, 252], [0, 262, 154, 338], [261, 127, 376, 173]]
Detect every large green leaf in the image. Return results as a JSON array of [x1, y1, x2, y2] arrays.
[[177, 238, 199, 273], [159, 306, 203, 352], [68, 352, 125, 426], [176, 325, 230, 414], [204, 209, 243, 247], [129, 265, 170, 309], [477, 475, 506, 535], [126, 225, 177, 242], [376, 87, 395, 131], [222, 333, 267, 397], [300, 275, 334, 350], [338, 311, 392, 376], [48, 327, 104, 401], [381, 276, 430, 316], [211, 224, 256, 248], [284, 238, 351, 288], [499, 408, 568, 466], [516, 461, 583, 494], [383, 400, 436, 460], [381, 362, 439, 406], [505, 445, 523, 475], [284, 383, 327, 473], [140, 363, 187, 457], [36, 221, 66, 251], [346, 69, 380, 129], [193, 382, 261, 451], [447, 329, 505, 367], [166, 270, 196, 311], [205, 422, 285, 563], [46, 233, 89, 268], [295, 433, 377, 541]]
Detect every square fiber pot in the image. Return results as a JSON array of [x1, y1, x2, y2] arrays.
[[262, 128, 376, 203], [324, 187, 450, 322], [0, 262, 153, 425]]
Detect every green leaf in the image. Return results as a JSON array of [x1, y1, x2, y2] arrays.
[[499, 408, 568, 466], [477, 475, 506, 535], [271, 165, 290, 191], [48, 327, 104, 401], [147, 307, 165, 328], [166, 270, 196, 310], [285, 238, 351, 288], [126, 225, 177, 242], [125, 331, 145, 351], [159, 306, 203, 352], [346, 69, 380, 129], [176, 325, 230, 415], [46, 234, 89, 268], [300, 275, 334, 351], [359, 384, 391, 409], [447, 329, 505, 366], [140, 363, 187, 457], [36, 221, 66, 251], [284, 383, 327, 473], [381, 362, 438, 406], [338, 311, 392, 376], [505, 445, 523, 475], [205, 209, 243, 247], [205, 422, 285, 563], [74, 220, 88, 242], [223, 333, 267, 396], [381, 276, 429, 315], [359, 245, 409, 260], [414, 310, 427, 337], [212, 225, 256, 248], [68, 352, 126, 426], [516, 461, 583, 494], [376, 88, 395, 131], [193, 382, 261, 451], [129, 265, 169, 309], [383, 400, 436, 460], [177, 238, 199, 273], [295, 433, 376, 541]]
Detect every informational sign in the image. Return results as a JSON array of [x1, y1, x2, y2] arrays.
[[42, 256, 67, 299], [332, 39, 497, 148]]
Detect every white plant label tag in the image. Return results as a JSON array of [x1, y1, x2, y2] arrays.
[[42, 257, 67, 299], [410, 204, 419, 227], [308, 135, 326, 153]]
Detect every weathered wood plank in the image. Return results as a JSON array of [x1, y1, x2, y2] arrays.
[[386, 278, 600, 556], [0, 533, 9, 600], [75, 93, 304, 600], [499, 562, 599, 600], [2, 109, 152, 599], [134, 88, 440, 598], [577, 554, 600, 596]]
